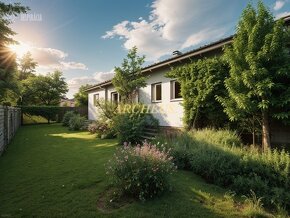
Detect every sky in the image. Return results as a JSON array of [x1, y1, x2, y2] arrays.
[[5, 0, 290, 98]]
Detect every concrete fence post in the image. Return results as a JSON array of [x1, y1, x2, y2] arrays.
[[0, 106, 21, 156]]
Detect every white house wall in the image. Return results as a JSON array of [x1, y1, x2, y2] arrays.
[[138, 69, 184, 128], [88, 69, 184, 128], [88, 89, 106, 120]]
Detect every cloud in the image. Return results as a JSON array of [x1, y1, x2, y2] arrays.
[[274, 1, 285, 10], [102, 0, 235, 60], [276, 11, 290, 19], [60, 61, 88, 70], [67, 70, 115, 93], [17, 43, 88, 71]]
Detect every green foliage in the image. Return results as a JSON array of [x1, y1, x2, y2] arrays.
[[88, 120, 116, 139], [167, 57, 229, 129], [112, 46, 147, 103], [95, 99, 118, 120], [21, 71, 68, 106], [106, 142, 176, 201], [22, 106, 61, 123], [0, 2, 28, 104], [68, 114, 87, 131], [18, 52, 37, 80], [74, 84, 91, 107], [113, 104, 159, 144], [62, 111, 76, 127], [157, 129, 290, 210], [218, 2, 290, 148], [191, 128, 242, 147]]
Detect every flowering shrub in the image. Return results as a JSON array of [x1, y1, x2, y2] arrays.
[[87, 122, 98, 134], [106, 142, 176, 201], [88, 119, 115, 139]]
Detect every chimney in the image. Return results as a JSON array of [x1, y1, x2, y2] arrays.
[[172, 50, 182, 56]]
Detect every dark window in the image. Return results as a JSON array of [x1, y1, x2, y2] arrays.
[[171, 80, 182, 100], [111, 92, 119, 103], [152, 83, 162, 102], [93, 94, 99, 106]]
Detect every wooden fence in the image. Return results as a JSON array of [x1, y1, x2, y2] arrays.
[[0, 106, 21, 156], [56, 106, 88, 122]]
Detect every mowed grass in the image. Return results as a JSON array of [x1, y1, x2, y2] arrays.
[[0, 124, 251, 218]]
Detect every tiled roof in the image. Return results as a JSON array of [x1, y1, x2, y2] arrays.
[[85, 14, 290, 92]]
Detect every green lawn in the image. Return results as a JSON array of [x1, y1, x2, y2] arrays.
[[0, 124, 258, 218]]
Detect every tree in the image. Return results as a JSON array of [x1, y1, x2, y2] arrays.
[[18, 52, 37, 80], [0, 2, 28, 104], [74, 84, 91, 106], [219, 2, 290, 150], [167, 57, 229, 130], [21, 71, 68, 105], [112, 46, 146, 103]]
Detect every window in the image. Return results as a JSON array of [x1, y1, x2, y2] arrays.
[[171, 80, 182, 100], [151, 83, 162, 102], [93, 94, 99, 106], [111, 92, 120, 103]]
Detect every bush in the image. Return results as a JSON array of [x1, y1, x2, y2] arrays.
[[68, 114, 86, 131], [87, 120, 115, 139], [106, 142, 176, 201], [191, 128, 241, 147], [156, 129, 290, 210], [62, 111, 76, 127], [113, 104, 159, 144], [87, 122, 98, 134], [21, 106, 61, 123]]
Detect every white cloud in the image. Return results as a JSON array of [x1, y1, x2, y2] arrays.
[[102, 0, 235, 60], [274, 1, 285, 10], [276, 11, 290, 19], [15, 43, 88, 71], [60, 61, 88, 70], [67, 70, 115, 93]]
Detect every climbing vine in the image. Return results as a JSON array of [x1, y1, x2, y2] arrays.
[[166, 57, 229, 129]]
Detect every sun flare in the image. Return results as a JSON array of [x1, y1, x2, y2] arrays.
[[8, 42, 31, 57]]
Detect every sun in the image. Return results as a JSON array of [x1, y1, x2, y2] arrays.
[[8, 42, 31, 57]]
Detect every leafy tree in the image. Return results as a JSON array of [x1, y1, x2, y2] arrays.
[[167, 57, 229, 130], [18, 52, 37, 80], [21, 71, 68, 105], [112, 46, 146, 103], [218, 2, 290, 150], [0, 2, 28, 104], [74, 84, 91, 106]]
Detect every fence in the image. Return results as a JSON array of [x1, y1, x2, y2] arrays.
[[57, 106, 88, 122], [0, 106, 21, 155]]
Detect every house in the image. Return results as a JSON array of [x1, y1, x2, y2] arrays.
[[86, 15, 290, 133], [60, 98, 75, 107]]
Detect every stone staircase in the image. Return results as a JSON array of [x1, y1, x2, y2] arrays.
[[141, 126, 159, 140]]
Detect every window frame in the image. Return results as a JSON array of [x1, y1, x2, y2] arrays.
[[93, 93, 99, 106], [151, 82, 162, 103], [170, 80, 182, 101], [111, 91, 120, 103]]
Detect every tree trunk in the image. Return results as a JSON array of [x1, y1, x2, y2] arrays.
[[191, 108, 199, 130], [262, 110, 271, 151]]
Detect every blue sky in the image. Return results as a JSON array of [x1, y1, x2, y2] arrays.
[[6, 0, 290, 98]]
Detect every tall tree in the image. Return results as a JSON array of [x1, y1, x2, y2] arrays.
[[18, 52, 37, 80], [22, 71, 68, 105], [0, 2, 28, 104], [112, 46, 146, 103], [167, 57, 229, 130], [74, 84, 91, 107], [219, 2, 290, 150]]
